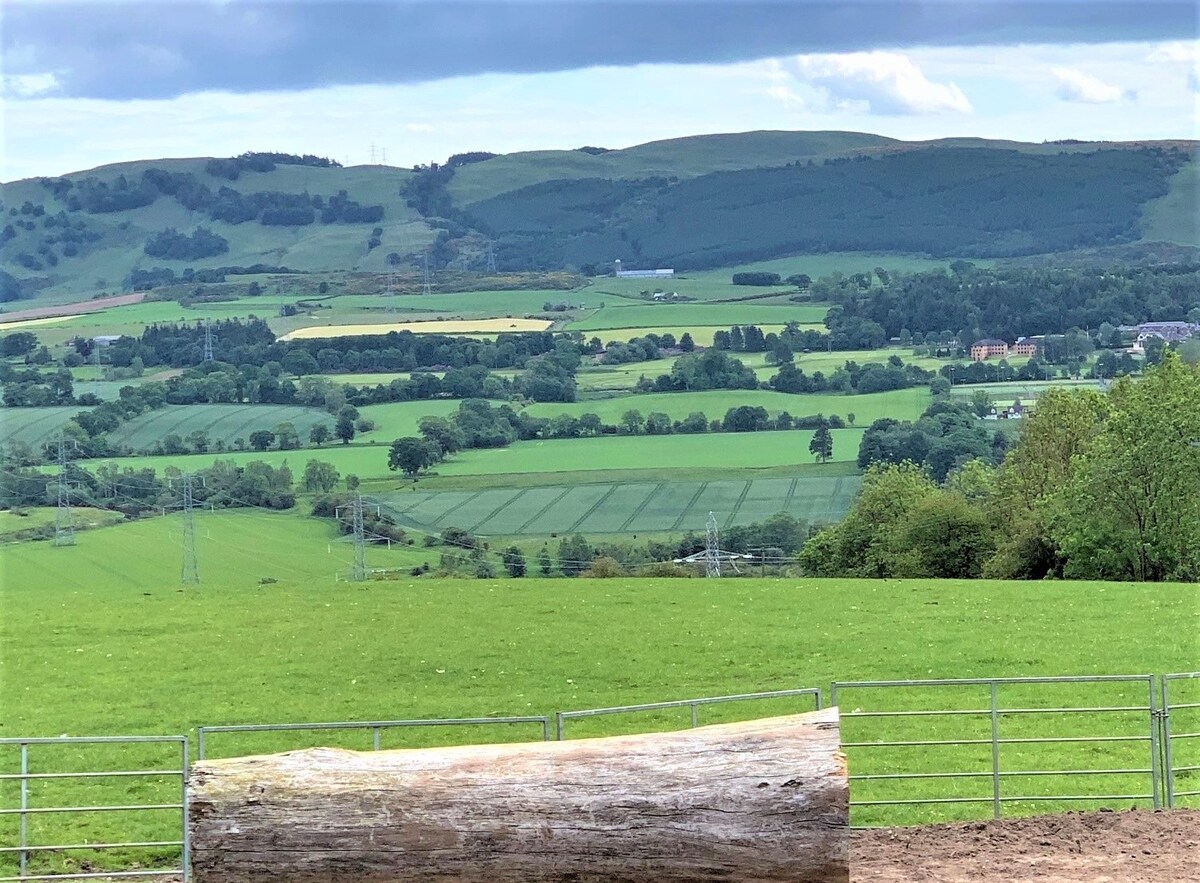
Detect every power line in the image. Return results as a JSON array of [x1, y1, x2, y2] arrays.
[[486, 240, 497, 274]]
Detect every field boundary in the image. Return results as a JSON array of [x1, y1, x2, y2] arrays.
[[7, 673, 1196, 881]]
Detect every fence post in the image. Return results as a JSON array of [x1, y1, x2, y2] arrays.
[[555, 712, 565, 742], [690, 703, 698, 728], [197, 727, 206, 761], [181, 736, 191, 881], [989, 681, 1001, 820], [372, 727, 381, 751], [1149, 677, 1161, 809], [19, 741, 28, 878], [1161, 675, 1174, 808]]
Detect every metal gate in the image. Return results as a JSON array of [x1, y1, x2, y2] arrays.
[[196, 716, 550, 760], [832, 676, 1160, 826], [555, 688, 822, 740], [1162, 671, 1200, 807], [0, 736, 188, 882]]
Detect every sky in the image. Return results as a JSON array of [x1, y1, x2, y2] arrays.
[[2, 0, 1198, 181]]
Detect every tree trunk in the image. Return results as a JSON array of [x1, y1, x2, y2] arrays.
[[189, 707, 847, 883]]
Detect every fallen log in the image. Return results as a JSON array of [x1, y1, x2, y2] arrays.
[[189, 707, 847, 883]]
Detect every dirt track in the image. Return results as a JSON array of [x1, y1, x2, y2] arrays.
[[852, 809, 1200, 882]]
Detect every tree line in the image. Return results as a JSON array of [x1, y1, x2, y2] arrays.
[[800, 353, 1200, 581]]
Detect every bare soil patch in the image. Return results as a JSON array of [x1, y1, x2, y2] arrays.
[[0, 292, 145, 323], [852, 809, 1200, 882]]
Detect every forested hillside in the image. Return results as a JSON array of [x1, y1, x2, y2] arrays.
[[2, 134, 1196, 303]]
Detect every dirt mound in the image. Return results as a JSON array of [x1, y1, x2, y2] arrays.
[[852, 809, 1200, 882]]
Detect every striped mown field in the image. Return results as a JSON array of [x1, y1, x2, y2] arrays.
[[0, 406, 83, 449], [374, 474, 861, 537], [106, 404, 334, 450]]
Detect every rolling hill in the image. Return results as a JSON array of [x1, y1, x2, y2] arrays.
[[2, 132, 1196, 304]]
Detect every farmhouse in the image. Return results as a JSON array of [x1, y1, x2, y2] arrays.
[[1126, 321, 1200, 353], [614, 259, 674, 279], [969, 339, 1009, 361]]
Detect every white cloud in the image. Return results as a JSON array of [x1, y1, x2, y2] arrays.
[[2, 71, 60, 98], [1051, 67, 1134, 103], [785, 51, 971, 115]]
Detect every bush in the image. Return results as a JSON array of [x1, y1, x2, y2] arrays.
[[583, 556, 626, 578]]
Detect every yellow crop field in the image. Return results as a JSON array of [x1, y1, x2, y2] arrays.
[[0, 316, 73, 330], [279, 317, 554, 340]]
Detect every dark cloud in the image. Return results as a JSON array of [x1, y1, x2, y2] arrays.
[[5, 0, 1196, 100]]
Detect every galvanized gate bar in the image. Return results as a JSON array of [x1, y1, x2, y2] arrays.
[[832, 675, 1160, 825], [196, 716, 551, 759], [1162, 671, 1200, 807], [555, 687, 822, 740], [0, 735, 188, 883]]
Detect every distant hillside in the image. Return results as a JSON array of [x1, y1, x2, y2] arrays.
[[2, 134, 1196, 304]]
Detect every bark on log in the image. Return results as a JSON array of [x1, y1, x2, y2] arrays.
[[189, 707, 846, 883]]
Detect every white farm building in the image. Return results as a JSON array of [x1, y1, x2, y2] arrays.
[[614, 259, 673, 279]]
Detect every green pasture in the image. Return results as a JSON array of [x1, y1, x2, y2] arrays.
[[106, 404, 334, 451], [684, 252, 972, 284], [376, 474, 859, 537], [433, 429, 864, 477], [524, 388, 929, 425], [358, 399, 462, 440], [948, 379, 1106, 401], [1, 527, 1196, 875], [308, 289, 586, 315], [78, 444, 391, 480], [568, 302, 828, 332], [0, 406, 83, 449]]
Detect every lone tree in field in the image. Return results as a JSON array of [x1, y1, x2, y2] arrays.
[[309, 424, 330, 446], [388, 437, 440, 477], [810, 424, 834, 464], [335, 414, 356, 445]]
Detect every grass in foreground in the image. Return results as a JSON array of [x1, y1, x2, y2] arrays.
[[1, 530, 1197, 872]]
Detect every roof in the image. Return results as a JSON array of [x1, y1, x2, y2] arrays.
[[971, 339, 1008, 347]]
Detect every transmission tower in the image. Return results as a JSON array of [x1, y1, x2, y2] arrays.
[[180, 473, 200, 585], [705, 511, 721, 578], [336, 494, 379, 581], [54, 435, 79, 547], [422, 250, 432, 296], [202, 318, 214, 362], [386, 269, 398, 314], [486, 240, 497, 273]]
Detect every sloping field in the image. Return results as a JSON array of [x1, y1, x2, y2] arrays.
[[375, 474, 860, 536], [0, 406, 83, 449], [106, 404, 334, 450], [280, 317, 553, 340], [434, 429, 864, 476], [568, 302, 828, 331], [525, 388, 928, 425]]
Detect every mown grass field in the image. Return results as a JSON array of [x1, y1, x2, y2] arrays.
[[1, 519, 1196, 875], [432, 429, 864, 476], [70, 427, 862, 482], [106, 404, 334, 450], [524, 388, 930, 425], [375, 475, 860, 537]]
